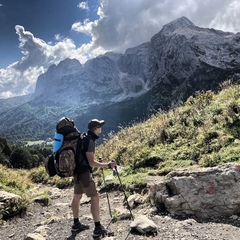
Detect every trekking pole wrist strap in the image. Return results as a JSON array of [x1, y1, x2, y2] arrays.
[[108, 162, 112, 169]]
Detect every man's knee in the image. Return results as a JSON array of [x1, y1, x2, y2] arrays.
[[91, 193, 99, 203], [72, 193, 82, 203]]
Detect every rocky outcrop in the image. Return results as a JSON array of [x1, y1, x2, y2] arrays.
[[149, 163, 240, 218], [0, 191, 22, 218]]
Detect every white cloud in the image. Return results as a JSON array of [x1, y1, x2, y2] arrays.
[[1, 0, 240, 99], [77, 1, 89, 11], [71, 19, 93, 35], [0, 25, 89, 98], [209, 1, 240, 32]]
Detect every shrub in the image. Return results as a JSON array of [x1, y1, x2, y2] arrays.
[[29, 167, 49, 183]]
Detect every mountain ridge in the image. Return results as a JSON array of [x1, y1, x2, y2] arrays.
[[0, 16, 240, 142]]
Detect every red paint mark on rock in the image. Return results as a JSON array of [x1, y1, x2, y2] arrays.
[[235, 164, 240, 171], [205, 181, 216, 195]]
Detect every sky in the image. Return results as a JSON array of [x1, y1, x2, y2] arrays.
[[0, 0, 240, 99]]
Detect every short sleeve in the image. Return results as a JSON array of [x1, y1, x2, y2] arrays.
[[86, 139, 95, 153]]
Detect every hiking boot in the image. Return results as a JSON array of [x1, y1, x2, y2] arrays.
[[93, 225, 114, 238], [71, 222, 90, 232]]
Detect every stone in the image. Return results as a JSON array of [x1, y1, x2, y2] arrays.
[[130, 215, 157, 234], [24, 233, 46, 240], [149, 163, 240, 218]]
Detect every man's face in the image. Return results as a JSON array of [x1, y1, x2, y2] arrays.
[[94, 127, 102, 135]]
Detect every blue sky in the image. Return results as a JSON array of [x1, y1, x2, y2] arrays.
[[0, 0, 240, 99], [0, 0, 98, 68]]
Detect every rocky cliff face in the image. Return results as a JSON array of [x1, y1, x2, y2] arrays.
[[33, 44, 150, 106], [148, 17, 240, 104], [31, 16, 240, 109]]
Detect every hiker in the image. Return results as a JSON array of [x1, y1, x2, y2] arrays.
[[71, 118, 116, 238]]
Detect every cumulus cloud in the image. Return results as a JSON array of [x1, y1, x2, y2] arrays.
[[77, 1, 89, 11], [0, 25, 89, 98], [208, 0, 240, 32], [71, 19, 93, 35], [1, 0, 240, 98]]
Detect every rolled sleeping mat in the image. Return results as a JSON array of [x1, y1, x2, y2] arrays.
[[53, 132, 64, 153]]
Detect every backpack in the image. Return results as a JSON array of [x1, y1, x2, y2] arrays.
[[44, 117, 86, 178]]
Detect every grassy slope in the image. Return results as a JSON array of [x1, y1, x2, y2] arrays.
[[96, 80, 240, 175]]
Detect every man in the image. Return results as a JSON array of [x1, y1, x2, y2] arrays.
[[71, 118, 116, 238]]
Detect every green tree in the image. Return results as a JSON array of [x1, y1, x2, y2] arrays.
[[0, 137, 12, 156], [9, 148, 33, 169]]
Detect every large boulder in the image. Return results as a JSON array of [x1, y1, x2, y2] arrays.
[[149, 163, 240, 218]]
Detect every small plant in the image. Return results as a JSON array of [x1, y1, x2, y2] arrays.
[[34, 191, 51, 206], [111, 210, 119, 222], [199, 153, 221, 167], [55, 177, 73, 189]]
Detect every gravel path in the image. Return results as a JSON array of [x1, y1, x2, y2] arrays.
[[1, 184, 240, 240]]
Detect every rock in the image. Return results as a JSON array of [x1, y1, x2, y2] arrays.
[[149, 163, 240, 218], [130, 215, 157, 234], [127, 193, 147, 209], [0, 191, 21, 201], [114, 206, 132, 220], [24, 233, 46, 240], [34, 226, 50, 237], [0, 191, 22, 217]]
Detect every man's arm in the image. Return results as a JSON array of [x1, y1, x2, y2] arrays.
[[86, 152, 116, 169]]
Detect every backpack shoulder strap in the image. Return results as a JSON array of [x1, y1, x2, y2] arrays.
[[80, 133, 91, 152], [77, 133, 93, 173], [75, 135, 82, 162]]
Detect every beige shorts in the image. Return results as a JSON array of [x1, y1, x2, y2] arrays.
[[73, 172, 98, 197]]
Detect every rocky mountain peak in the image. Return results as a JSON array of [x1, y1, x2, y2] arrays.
[[159, 16, 196, 35], [57, 58, 82, 72]]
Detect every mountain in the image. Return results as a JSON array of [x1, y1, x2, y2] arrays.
[[0, 16, 240, 142]]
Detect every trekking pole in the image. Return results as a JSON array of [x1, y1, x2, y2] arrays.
[[114, 166, 134, 219], [98, 158, 112, 218]]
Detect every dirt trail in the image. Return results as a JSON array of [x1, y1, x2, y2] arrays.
[[1, 184, 240, 240]]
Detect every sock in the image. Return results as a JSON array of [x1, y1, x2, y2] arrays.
[[94, 221, 101, 228], [74, 218, 79, 224]]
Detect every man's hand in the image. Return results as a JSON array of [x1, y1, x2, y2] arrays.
[[98, 157, 116, 169], [108, 159, 116, 169]]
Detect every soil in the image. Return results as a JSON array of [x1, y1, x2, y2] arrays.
[[1, 180, 240, 240]]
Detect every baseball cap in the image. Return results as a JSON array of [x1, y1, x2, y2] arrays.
[[88, 119, 105, 131]]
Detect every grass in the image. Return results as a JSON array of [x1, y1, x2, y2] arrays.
[[0, 165, 33, 221], [96, 80, 240, 173]]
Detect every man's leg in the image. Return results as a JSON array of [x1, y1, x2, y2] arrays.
[[71, 193, 89, 231], [71, 193, 82, 219], [91, 193, 114, 238], [91, 193, 100, 222]]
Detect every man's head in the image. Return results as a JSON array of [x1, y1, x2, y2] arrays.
[[88, 119, 105, 134]]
